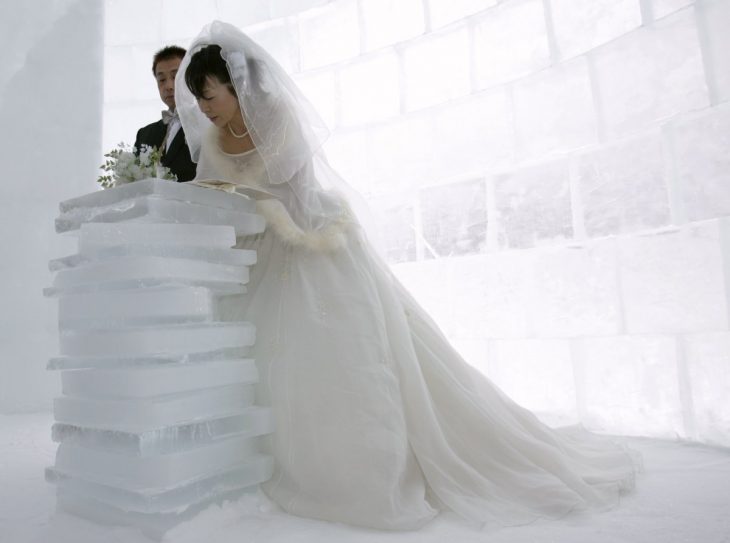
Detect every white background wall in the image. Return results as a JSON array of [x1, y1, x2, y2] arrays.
[[0, 0, 104, 413], [2, 0, 729, 447]]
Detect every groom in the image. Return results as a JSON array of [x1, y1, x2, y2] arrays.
[[134, 46, 197, 182]]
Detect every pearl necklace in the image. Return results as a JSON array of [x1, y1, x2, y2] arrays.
[[227, 122, 249, 139]]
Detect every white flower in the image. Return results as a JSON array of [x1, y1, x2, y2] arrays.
[[98, 142, 177, 188]]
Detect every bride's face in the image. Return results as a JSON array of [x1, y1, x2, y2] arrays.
[[196, 76, 241, 127]]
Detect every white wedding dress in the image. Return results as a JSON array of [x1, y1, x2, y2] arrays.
[[196, 128, 639, 530]]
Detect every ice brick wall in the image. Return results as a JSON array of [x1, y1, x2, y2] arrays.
[[102, 0, 730, 445], [0, 0, 104, 413]]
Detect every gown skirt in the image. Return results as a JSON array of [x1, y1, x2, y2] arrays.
[[220, 219, 639, 530]]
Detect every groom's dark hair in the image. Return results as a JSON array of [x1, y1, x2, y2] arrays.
[[152, 45, 187, 74]]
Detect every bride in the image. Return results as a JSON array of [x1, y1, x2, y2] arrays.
[[176, 21, 639, 530]]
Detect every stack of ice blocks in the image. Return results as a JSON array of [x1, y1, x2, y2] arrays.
[[44, 179, 274, 535]]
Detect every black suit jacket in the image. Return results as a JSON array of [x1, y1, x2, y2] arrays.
[[134, 119, 197, 182]]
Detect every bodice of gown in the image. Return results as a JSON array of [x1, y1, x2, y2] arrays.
[[196, 126, 351, 251], [196, 127, 269, 188]]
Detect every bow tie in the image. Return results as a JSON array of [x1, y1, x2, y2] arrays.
[[161, 109, 178, 125]]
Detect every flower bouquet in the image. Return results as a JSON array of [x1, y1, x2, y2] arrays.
[[97, 143, 177, 188]]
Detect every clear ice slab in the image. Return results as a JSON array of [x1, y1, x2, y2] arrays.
[[50, 244, 257, 271], [54, 433, 263, 491], [59, 179, 256, 214], [52, 255, 249, 289], [49, 455, 273, 515], [47, 347, 250, 371], [75, 222, 239, 253], [59, 322, 255, 357], [56, 179, 261, 235], [52, 407, 274, 455], [54, 384, 256, 432], [57, 195, 265, 236], [57, 286, 218, 327], [45, 179, 272, 534], [60, 358, 259, 398]]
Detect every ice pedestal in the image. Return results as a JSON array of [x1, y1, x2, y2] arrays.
[[44, 180, 274, 536]]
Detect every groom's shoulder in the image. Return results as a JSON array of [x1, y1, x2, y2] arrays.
[[137, 118, 165, 135], [135, 118, 165, 147]]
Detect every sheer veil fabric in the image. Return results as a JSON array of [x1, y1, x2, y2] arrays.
[[175, 21, 360, 239], [177, 21, 640, 531]]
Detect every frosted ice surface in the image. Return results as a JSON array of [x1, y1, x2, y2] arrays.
[[576, 130, 671, 236], [339, 52, 400, 125], [617, 221, 729, 334], [54, 384, 256, 432], [473, 0, 550, 88], [51, 455, 273, 515], [294, 69, 338, 128], [591, 8, 707, 138], [529, 241, 622, 337], [50, 244, 256, 271], [60, 359, 258, 399], [486, 339, 577, 417], [367, 115, 435, 190], [59, 322, 255, 357], [55, 434, 261, 491], [53, 256, 249, 289], [59, 179, 256, 215], [47, 347, 250, 370], [652, 0, 693, 20], [428, 0, 498, 29], [361, 0, 424, 52], [403, 28, 470, 111], [447, 251, 532, 339], [699, 0, 730, 104], [431, 89, 515, 175], [298, 0, 360, 70], [419, 178, 487, 258], [572, 336, 685, 438], [368, 194, 416, 263], [495, 160, 573, 249], [58, 286, 217, 327], [550, 0, 641, 59], [45, 280, 247, 299], [247, 20, 299, 73], [671, 103, 730, 222], [76, 223, 237, 252], [512, 58, 597, 158], [684, 332, 730, 445], [52, 407, 274, 455], [57, 196, 265, 236]]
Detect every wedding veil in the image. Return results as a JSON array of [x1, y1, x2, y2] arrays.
[[175, 21, 363, 235]]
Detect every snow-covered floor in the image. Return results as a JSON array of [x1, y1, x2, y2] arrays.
[[2, 413, 729, 543]]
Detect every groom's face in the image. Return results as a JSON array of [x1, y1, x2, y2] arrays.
[[155, 57, 182, 110]]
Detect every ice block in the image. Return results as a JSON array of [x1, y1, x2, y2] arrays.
[[59, 322, 255, 357], [76, 222, 237, 253], [49, 454, 273, 514], [47, 347, 250, 370], [50, 245, 257, 271], [53, 256, 249, 289], [54, 384, 256, 432], [51, 407, 274, 455], [46, 179, 274, 535], [60, 178, 255, 211], [57, 195, 265, 236], [54, 433, 261, 491], [60, 358, 259, 398], [58, 286, 217, 327]]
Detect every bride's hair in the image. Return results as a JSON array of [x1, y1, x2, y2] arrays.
[[184, 45, 237, 99]]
